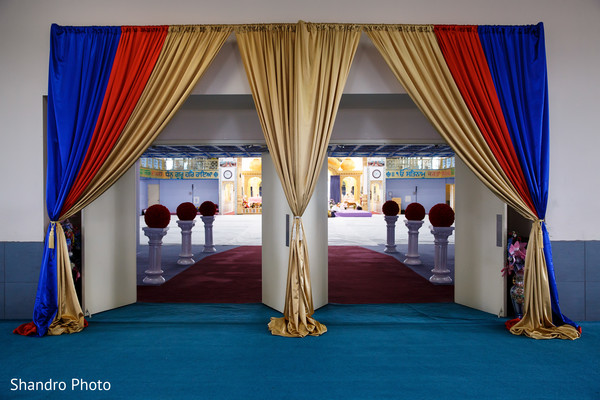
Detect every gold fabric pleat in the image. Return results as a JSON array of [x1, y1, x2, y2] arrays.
[[365, 25, 579, 340], [46, 223, 86, 335], [62, 25, 232, 220], [48, 25, 231, 335], [510, 221, 579, 339], [236, 21, 360, 337]]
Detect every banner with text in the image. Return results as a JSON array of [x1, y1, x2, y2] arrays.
[[386, 168, 454, 179], [140, 168, 218, 180]]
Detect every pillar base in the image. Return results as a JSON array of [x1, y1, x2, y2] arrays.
[[429, 226, 454, 284]]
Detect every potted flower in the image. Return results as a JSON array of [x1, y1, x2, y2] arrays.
[[503, 231, 527, 318], [403, 202, 425, 265]]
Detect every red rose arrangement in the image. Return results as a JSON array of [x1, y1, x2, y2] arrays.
[[405, 202, 425, 221], [176, 202, 198, 220], [144, 204, 171, 228], [382, 200, 400, 216], [429, 203, 455, 227], [199, 201, 217, 216]]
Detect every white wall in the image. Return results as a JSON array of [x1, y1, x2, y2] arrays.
[[1, 0, 599, 241]]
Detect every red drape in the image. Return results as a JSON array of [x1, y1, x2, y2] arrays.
[[434, 25, 536, 214], [61, 26, 168, 214]]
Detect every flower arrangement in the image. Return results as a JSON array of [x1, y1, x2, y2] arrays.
[[144, 204, 171, 228], [405, 202, 426, 221], [176, 202, 198, 220], [429, 203, 455, 227], [502, 231, 527, 276], [382, 200, 400, 216], [199, 201, 217, 216]]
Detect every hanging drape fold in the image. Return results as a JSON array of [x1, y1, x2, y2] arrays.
[[19, 21, 578, 341], [365, 23, 578, 339], [477, 24, 579, 337], [15, 24, 231, 337], [62, 25, 232, 219], [236, 21, 360, 337]]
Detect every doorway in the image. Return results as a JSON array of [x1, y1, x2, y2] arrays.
[[147, 183, 160, 208]]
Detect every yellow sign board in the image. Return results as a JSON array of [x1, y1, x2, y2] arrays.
[[140, 168, 218, 179], [386, 168, 454, 179]]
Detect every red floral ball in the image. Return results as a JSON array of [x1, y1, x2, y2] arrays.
[[405, 202, 426, 221], [144, 204, 171, 228], [429, 203, 455, 227], [382, 200, 400, 216], [199, 201, 217, 216], [176, 202, 198, 220]]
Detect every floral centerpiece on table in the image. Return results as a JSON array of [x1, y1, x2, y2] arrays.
[[502, 231, 527, 276]]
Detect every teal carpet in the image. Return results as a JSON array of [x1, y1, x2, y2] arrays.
[[2, 303, 599, 399]]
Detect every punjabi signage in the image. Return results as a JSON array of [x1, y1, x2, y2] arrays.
[[140, 167, 218, 180], [386, 168, 454, 179]]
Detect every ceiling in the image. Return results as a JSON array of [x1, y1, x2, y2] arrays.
[[142, 143, 454, 159], [142, 94, 454, 159]]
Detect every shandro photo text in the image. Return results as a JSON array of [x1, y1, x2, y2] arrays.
[[10, 378, 111, 392]]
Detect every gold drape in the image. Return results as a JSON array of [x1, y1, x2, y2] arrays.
[[47, 223, 85, 335], [365, 25, 579, 340], [236, 21, 360, 337], [50, 25, 231, 335]]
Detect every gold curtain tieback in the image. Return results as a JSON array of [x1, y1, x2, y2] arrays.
[[533, 219, 545, 248], [48, 221, 58, 249]]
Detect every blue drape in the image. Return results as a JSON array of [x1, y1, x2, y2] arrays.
[[478, 23, 578, 329], [330, 175, 341, 204], [33, 25, 121, 336]]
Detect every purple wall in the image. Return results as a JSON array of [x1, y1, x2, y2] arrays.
[[139, 178, 219, 214], [385, 178, 454, 213]]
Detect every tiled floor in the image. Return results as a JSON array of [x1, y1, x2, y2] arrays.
[[139, 214, 455, 246]]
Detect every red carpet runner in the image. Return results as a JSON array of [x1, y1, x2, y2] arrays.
[[328, 246, 453, 303], [138, 246, 261, 303], [137, 246, 453, 303]]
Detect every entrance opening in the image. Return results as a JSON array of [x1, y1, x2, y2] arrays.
[[133, 142, 458, 305], [135, 146, 266, 304], [326, 145, 456, 304]]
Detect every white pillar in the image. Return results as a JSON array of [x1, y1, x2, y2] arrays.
[[142, 227, 169, 285], [384, 215, 398, 253], [176, 220, 195, 265], [429, 226, 454, 284], [201, 216, 216, 253], [404, 220, 424, 265], [262, 153, 328, 312]]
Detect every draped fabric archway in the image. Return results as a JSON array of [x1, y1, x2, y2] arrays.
[[236, 21, 361, 337], [15, 24, 232, 337], [365, 23, 579, 340], [16, 21, 579, 340]]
